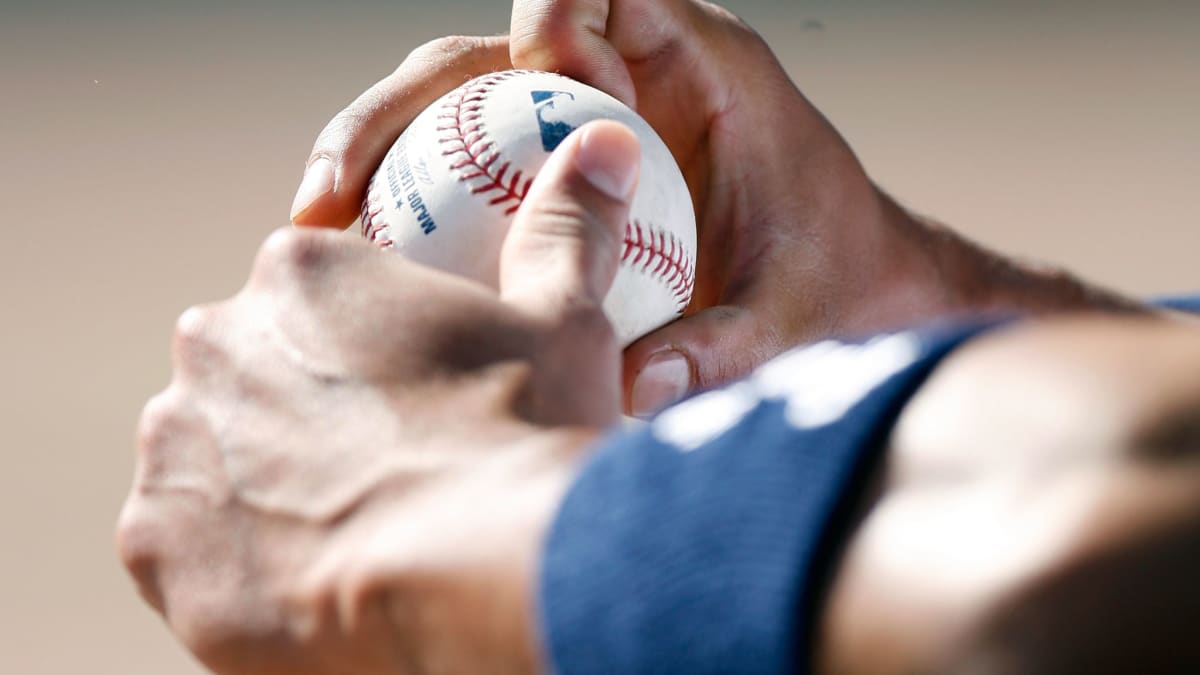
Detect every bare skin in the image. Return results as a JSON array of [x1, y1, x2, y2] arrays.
[[291, 0, 1139, 418], [119, 122, 639, 675], [819, 317, 1200, 674]]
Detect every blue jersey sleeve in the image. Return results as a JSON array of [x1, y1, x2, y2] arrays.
[[538, 321, 1004, 675], [1155, 294, 1200, 313]]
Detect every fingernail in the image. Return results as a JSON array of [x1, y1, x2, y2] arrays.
[[631, 350, 691, 418], [290, 157, 335, 221], [575, 124, 639, 201]]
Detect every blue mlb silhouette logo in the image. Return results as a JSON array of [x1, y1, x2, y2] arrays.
[[532, 90, 579, 152]]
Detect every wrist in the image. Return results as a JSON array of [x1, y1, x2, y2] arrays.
[[926, 220, 1142, 316], [861, 190, 1145, 328]]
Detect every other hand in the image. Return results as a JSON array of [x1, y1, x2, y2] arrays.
[[119, 121, 639, 675]]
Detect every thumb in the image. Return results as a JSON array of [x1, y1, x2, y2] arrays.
[[500, 120, 640, 325], [623, 305, 786, 418]]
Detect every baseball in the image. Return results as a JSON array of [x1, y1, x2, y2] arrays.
[[361, 69, 697, 347]]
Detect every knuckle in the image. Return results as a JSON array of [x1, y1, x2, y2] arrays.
[[553, 300, 617, 347], [280, 574, 339, 645], [171, 304, 224, 371], [134, 386, 211, 485], [510, 33, 570, 73], [115, 502, 166, 611], [115, 503, 155, 574], [280, 560, 386, 647], [510, 5, 578, 70], [526, 199, 621, 255], [340, 564, 393, 633], [254, 227, 342, 283], [136, 388, 188, 459], [174, 304, 213, 341], [526, 202, 592, 241], [314, 96, 378, 157], [312, 34, 497, 166], [258, 227, 322, 269], [561, 299, 611, 332], [405, 35, 491, 71]]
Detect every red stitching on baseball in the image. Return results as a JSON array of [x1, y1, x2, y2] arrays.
[[360, 177, 394, 248], [624, 219, 694, 313], [438, 71, 530, 216]]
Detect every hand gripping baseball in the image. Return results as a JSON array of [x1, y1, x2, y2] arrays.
[[507, 0, 964, 416], [292, 0, 1135, 418], [292, 3, 949, 418]]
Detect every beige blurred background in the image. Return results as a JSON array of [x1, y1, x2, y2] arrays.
[[2, 1, 1196, 672]]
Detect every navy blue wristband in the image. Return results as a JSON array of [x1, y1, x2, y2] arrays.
[[540, 321, 1005, 675], [1153, 294, 1200, 313]]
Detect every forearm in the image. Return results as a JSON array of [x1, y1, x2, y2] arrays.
[[921, 218, 1143, 315], [876, 189, 1146, 324], [821, 316, 1200, 675]]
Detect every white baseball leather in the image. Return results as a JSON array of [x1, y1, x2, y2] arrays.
[[362, 70, 697, 347]]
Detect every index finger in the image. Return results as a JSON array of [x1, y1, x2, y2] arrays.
[[291, 35, 512, 228], [510, 0, 637, 107]]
